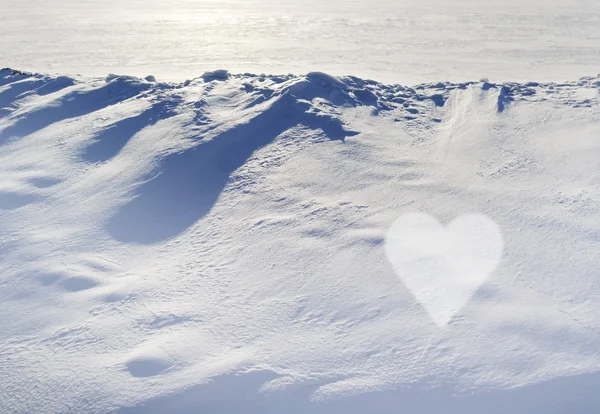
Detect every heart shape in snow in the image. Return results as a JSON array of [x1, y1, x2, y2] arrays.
[[385, 213, 503, 326]]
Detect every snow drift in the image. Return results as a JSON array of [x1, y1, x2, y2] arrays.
[[1, 68, 600, 413]]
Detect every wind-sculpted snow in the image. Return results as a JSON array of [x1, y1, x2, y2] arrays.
[[1, 68, 600, 413]]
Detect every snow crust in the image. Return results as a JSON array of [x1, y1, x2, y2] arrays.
[[1, 67, 600, 413]]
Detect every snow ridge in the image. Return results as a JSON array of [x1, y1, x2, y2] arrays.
[[3, 67, 599, 124]]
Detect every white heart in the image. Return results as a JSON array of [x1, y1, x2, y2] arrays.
[[385, 213, 503, 326]]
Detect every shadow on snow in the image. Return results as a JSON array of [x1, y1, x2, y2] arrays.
[[0, 77, 148, 142], [116, 368, 600, 414], [82, 99, 179, 163], [106, 92, 357, 244]]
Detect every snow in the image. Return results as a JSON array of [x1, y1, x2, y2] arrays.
[[1, 67, 599, 413], [2, 0, 600, 84]]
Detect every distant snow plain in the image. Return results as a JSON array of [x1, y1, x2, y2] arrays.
[[1, 0, 599, 84]]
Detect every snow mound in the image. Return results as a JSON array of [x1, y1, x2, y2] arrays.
[[1, 68, 600, 413], [201, 69, 230, 82]]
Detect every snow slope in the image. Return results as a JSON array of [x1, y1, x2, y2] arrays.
[[2, 0, 600, 84], [1, 67, 600, 413]]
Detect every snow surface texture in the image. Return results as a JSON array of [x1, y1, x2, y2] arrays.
[[2, 0, 600, 84], [1, 67, 600, 413]]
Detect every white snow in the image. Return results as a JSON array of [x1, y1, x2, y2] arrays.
[[1, 0, 600, 84], [1, 67, 599, 413]]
